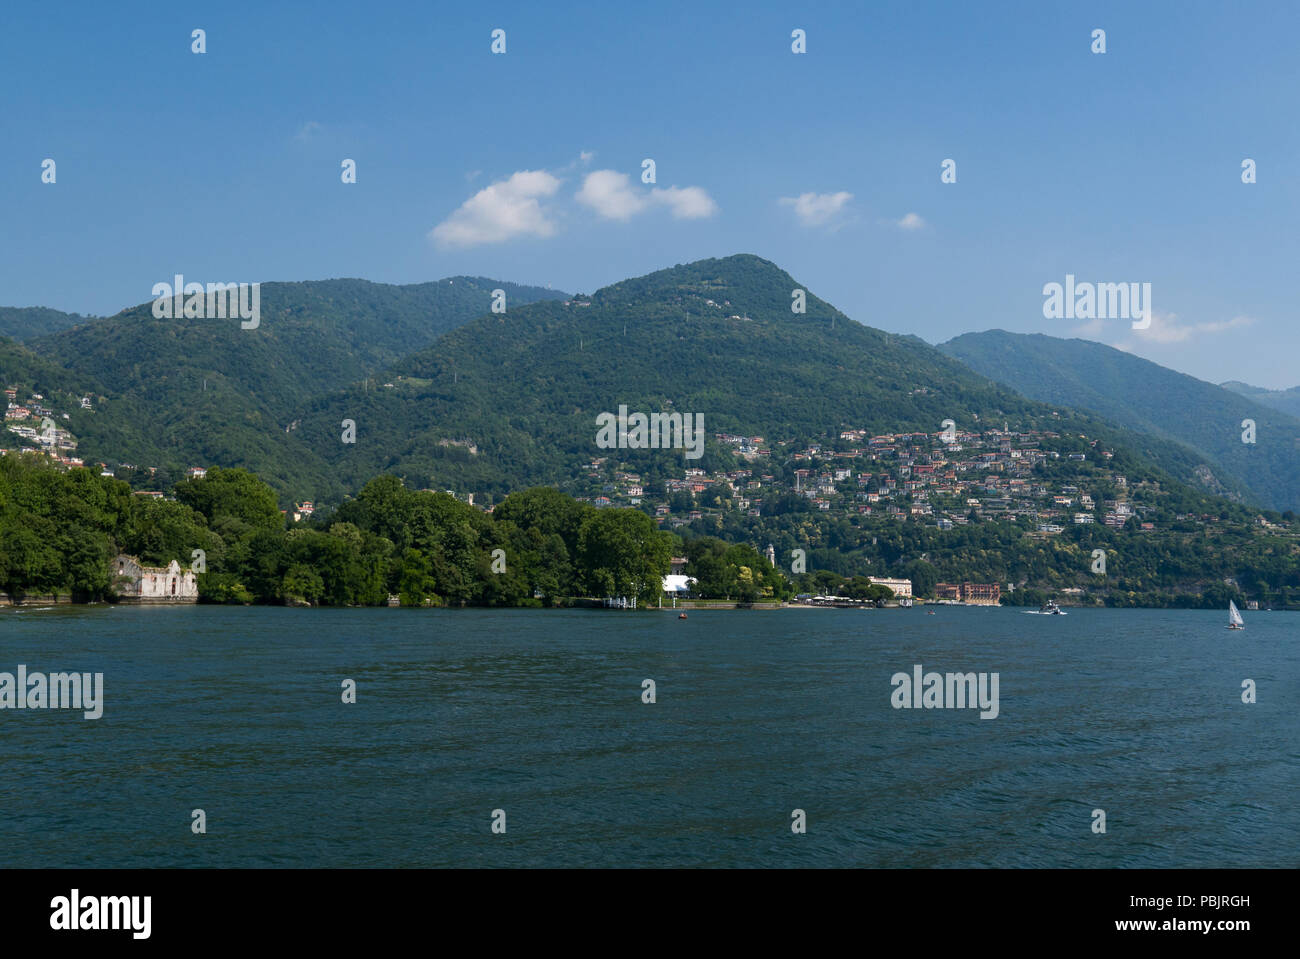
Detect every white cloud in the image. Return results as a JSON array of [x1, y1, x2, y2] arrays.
[[576, 170, 648, 220], [294, 120, 323, 141], [653, 185, 717, 219], [576, 170, 718, 221], [556, 151, 597, 174], [430, 170, 562, 249], [433, 162, 717, 247], [1071, 317, 1106, 338], [1122, 311, 1254, 345], [896, 212, 926, 231], [780, 191, 853, 227]]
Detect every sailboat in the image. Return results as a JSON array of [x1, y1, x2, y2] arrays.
[[1227, 601, 1245, 630]]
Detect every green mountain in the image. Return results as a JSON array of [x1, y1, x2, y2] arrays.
[[22, 277, 567, 497], [938, 331, 1300, 512], [1221, 380, 1300, 420], [289, 256, 1250, 505], [0, 306, 96, 341]]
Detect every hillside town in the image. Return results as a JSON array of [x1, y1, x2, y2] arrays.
[[4, 378, 1257, 541], [576, 425, 1185, 535], [3, 386, 83, 465]]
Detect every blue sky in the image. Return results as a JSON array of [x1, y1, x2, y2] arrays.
[[3, 0, 1297, 387]]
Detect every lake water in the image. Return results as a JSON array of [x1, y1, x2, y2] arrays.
[[1, 605, 1295, 868]]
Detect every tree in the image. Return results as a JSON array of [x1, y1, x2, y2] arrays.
[[0, 521, 62, 596], [174, 468, 283, 536], [494, 487, 588, 553], [576, 508, 672, 602], [397, 548, 437, 606], [902, 559, 939, 598], [282, 564, 324, 604]]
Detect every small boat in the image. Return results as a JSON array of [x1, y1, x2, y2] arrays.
[[1039, 599, 1064, 615], [1227, 601, 1245, 630], [678, 612, 688, 620]]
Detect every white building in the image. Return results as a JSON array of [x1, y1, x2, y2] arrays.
[[113, 555, 199, 603], [662, 574, 696, 595], [868, 576, 912, 598]]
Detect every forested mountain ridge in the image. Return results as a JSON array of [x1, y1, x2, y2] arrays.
[[290, 256, 1256, 507], [8, 256, 1258, 515], [1221, 380, 1300, 420], [0, 306, 96, 341], [0, 336, 98, 400], [8, 277, 567, 497]]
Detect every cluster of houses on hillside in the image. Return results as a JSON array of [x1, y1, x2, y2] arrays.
[[576, 425, 1172, 535], [713, 432, 771, 458], [2, 386, 83, 465]]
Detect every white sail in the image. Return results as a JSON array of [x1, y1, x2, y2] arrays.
[[1229, 601, 1244, 627]]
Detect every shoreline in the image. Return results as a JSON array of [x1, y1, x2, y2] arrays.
[[3, 600, 1291, 613]]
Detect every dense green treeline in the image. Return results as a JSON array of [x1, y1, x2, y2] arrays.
[[691, 505, 1300, 608], [5, 452, 1295, 608], [0, 455, 690, 607], [0, 452, 217, 597], [679, 537, 790, 602]]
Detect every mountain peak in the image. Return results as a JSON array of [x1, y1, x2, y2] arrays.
[[584, 254, 833, 327]]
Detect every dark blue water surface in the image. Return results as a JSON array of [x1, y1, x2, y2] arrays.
[[1, 605, 1295, 867]]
